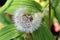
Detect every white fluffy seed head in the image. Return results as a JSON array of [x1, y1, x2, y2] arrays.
[[13, 6, 42, 33]]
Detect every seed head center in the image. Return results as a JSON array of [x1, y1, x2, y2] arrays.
[[23, 14, 33, 22]]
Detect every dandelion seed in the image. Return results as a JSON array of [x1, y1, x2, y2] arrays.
[[13, 6, 42, 33]]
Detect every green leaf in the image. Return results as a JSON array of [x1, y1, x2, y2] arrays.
[[32, 22, 56, 40], [0, 15, 5, 23], [12, 36, 25, 40], [0, 24, 20, 40], [51, 0, 60, 8], [0, 14, 13, 24], [55, 2, 60, 23], [2, 13, 13, 24], [0, 0, 13, 14], [5, 0, 42, 15], [51, 0, 60, 23]]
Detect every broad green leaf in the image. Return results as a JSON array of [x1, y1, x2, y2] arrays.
[[32, 22, 56, 40], [0, 15, 5, 23], [51, 0, 60, 8], [2, 13, 13, 24], [51, 0, 60, 23], [0, 30, 19, 40], [0, 24, 20, 40], [55, 2, 60, 23], [0, 0, 13, 14], [0, 14, 13, 24], [5, 0, 42, 15], [0, 14, 9, 25], [12, 36, 25, 40]]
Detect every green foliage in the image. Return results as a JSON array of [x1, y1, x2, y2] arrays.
[[5, 0, 42, 15], [0, 0, 56, 40], [51, 0, 60, 39], [32, 22, 55, 40], [51, 0, 60, 23], [0, 0, 13, 14], [0, 24, 20, 40]]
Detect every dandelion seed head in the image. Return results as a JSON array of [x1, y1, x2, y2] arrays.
[[13, 7, 42, 33]]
